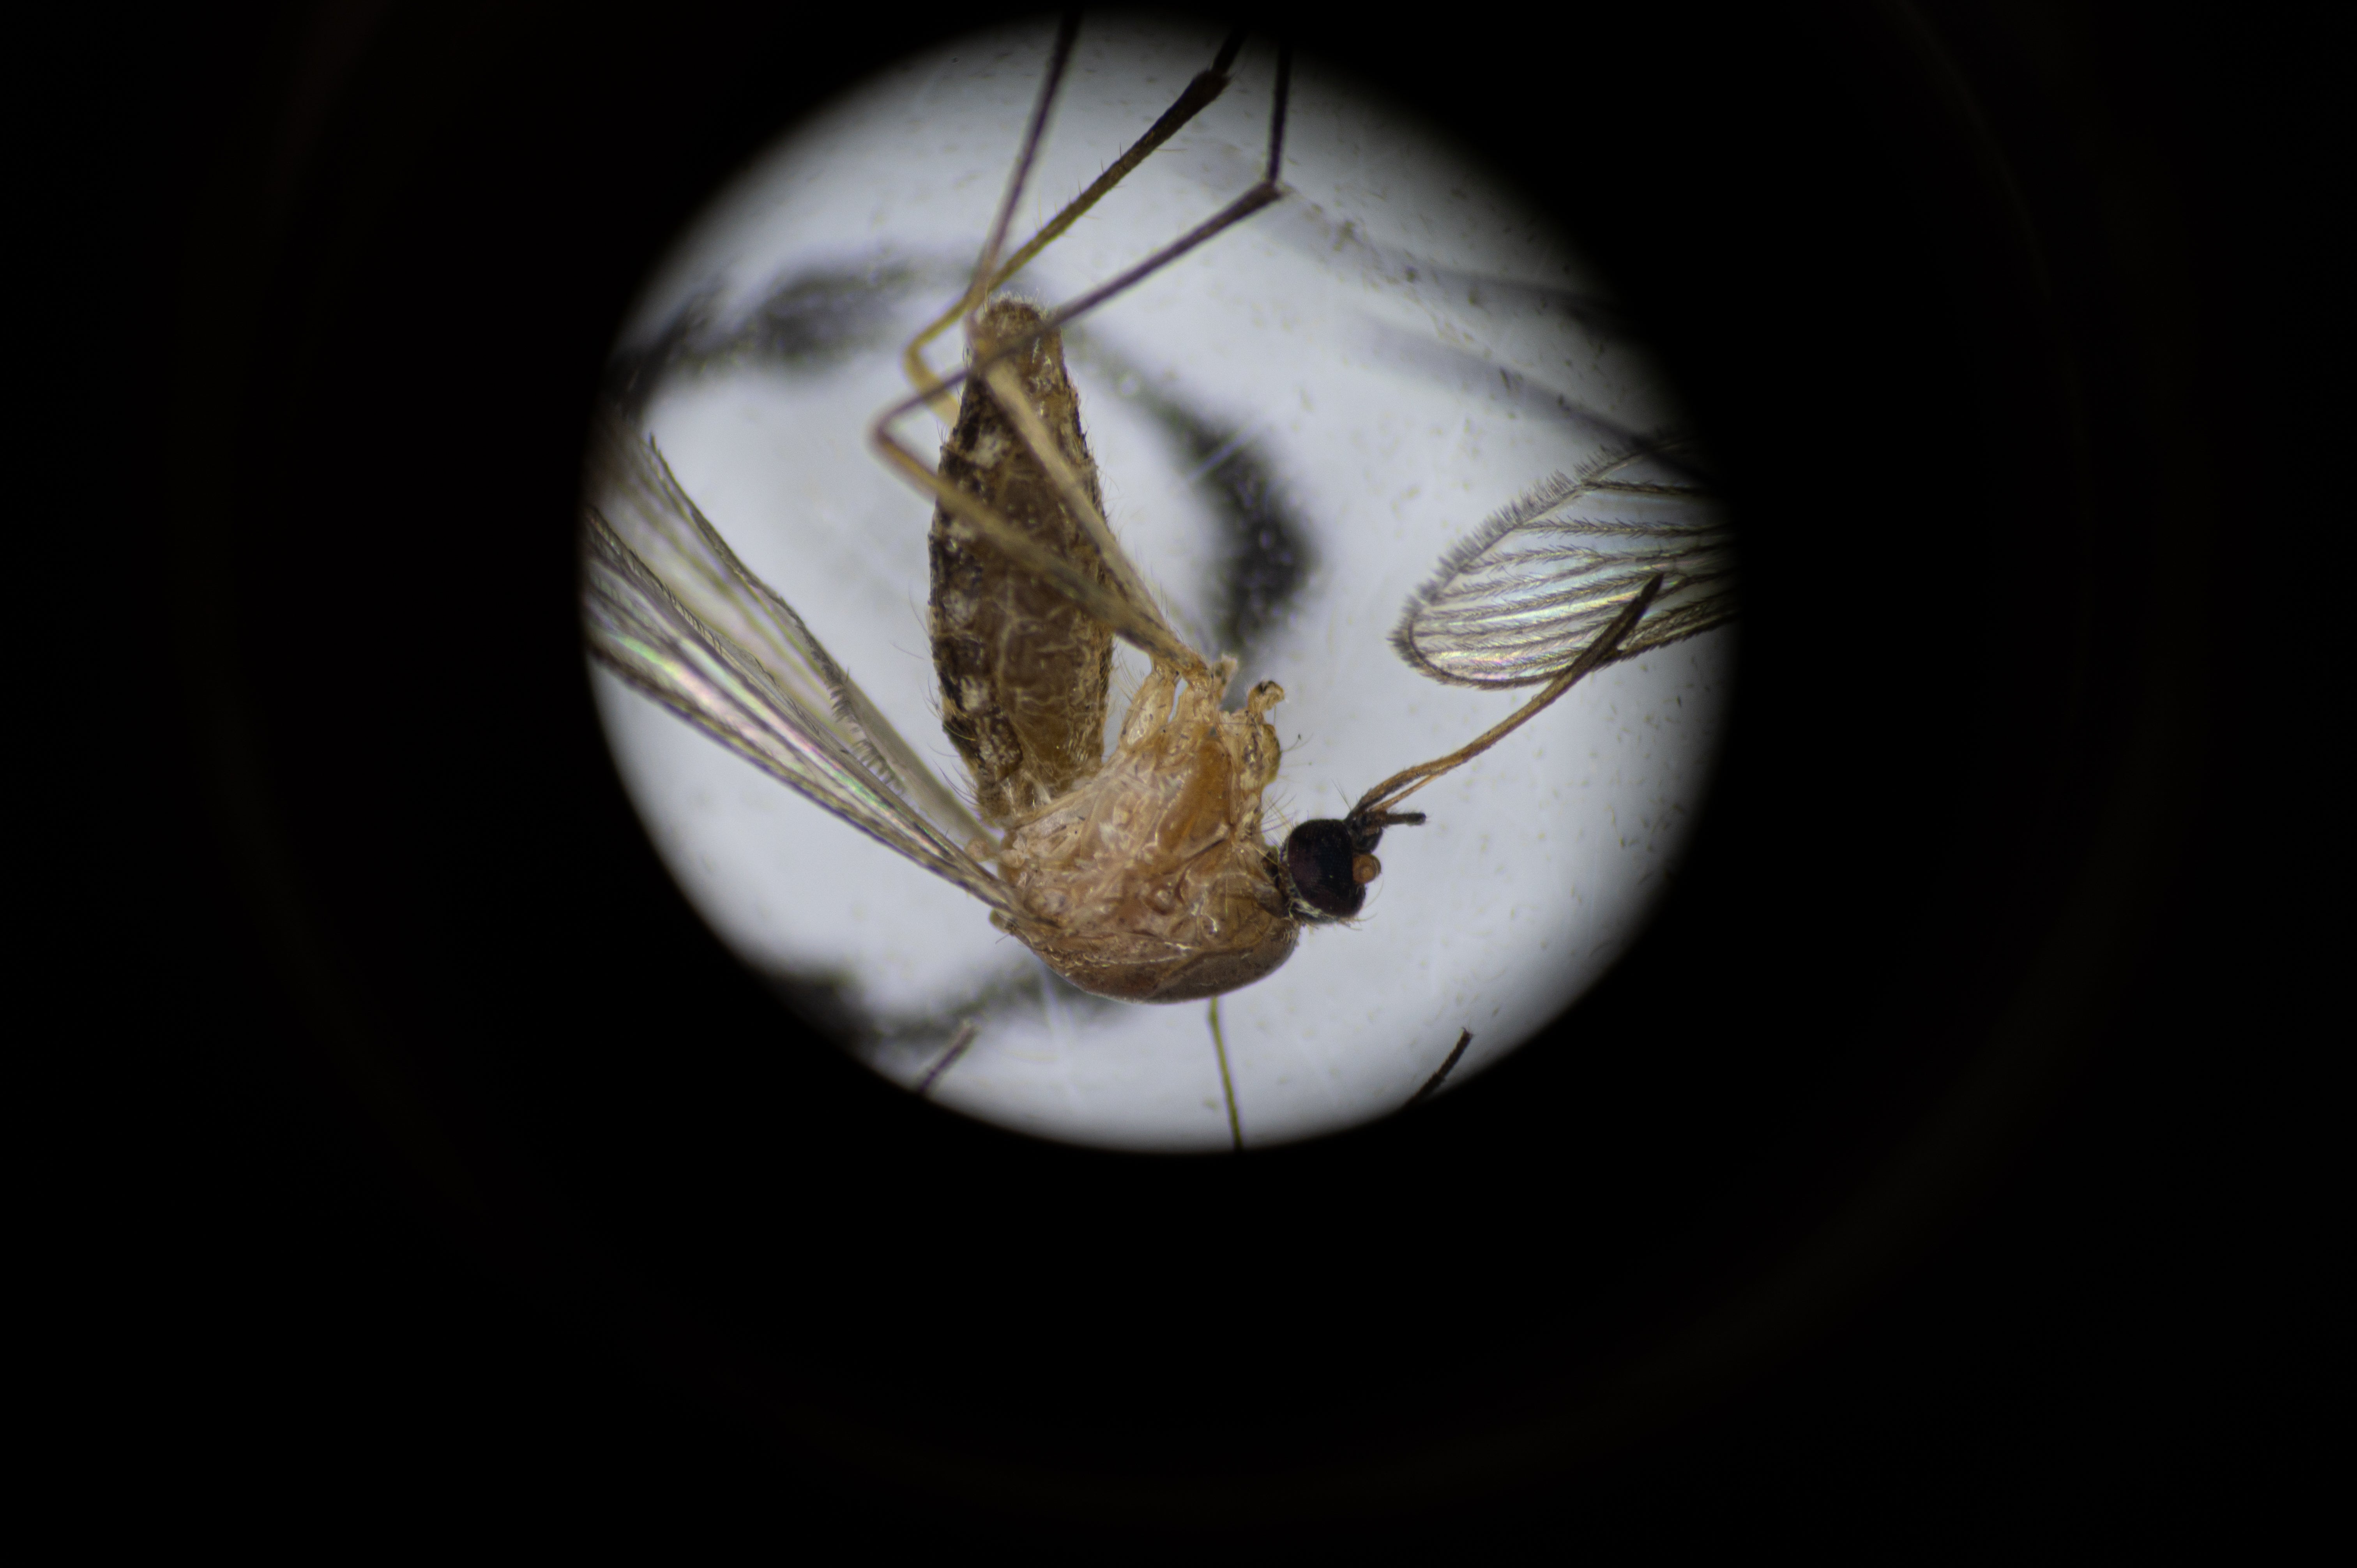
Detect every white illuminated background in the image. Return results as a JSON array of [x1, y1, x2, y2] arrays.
[[589, 13, 1735, 1151]]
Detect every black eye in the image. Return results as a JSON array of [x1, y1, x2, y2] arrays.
[[1283, 818, 1368, 921]]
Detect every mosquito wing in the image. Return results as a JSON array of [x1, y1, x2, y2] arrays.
[[1392, 441, 1735, 688], [583, 423, 1014, 913]]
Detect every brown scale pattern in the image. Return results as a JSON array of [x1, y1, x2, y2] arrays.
[[926, 299, 1117, 827]]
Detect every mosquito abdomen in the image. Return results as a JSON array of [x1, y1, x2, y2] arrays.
[[928, 298, 1117, 826]]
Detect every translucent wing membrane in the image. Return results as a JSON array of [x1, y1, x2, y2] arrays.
[[1392, 441, 1735, 689], [582, 425, 1013, 913]]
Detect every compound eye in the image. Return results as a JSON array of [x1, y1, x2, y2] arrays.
[[1283, 818, 1369, 921]]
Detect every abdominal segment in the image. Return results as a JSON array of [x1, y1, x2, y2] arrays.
[[928, 299, 1117, 827]]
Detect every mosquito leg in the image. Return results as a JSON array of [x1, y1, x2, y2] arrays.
[[1404, 1029, 1475, 1108], [994, 37, 1291, 350], [1207, 997, 1243, 1151], [916, 1019, 979, 1099], [899, 13, 1080, 421], [980, 28, 1256, 297], [873, 419, 1208, 674], [947, 42, 1301, 622], [901, 24, 1251, 420], [870, 42, 1295, 671], [1354, 573, 1667, 821]]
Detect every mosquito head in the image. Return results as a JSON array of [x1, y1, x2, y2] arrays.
[[1278, 807, 1427, 923]]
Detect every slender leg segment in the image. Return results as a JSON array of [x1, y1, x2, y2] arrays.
[[1208, 996, 1244, 1151], [1405, 1029, 1475, 1108], [869, 31, 1295, 675], [917, 1020, 979, 1099]]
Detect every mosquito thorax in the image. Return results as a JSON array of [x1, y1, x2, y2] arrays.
[[993, 669, 1297, 1003]]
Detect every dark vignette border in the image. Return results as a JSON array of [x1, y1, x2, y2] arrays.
[[86, 0, 2314, 1544]]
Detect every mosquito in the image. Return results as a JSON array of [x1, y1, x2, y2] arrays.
[[582, 16, 1734, 1148]]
